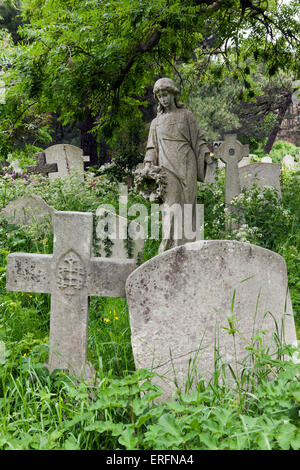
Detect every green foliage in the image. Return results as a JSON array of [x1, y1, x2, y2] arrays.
[[0, 341, 299, 450], [253, 140, 300, 162], [0, 0, 299, 158]]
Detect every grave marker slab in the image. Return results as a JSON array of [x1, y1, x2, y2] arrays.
[[1, 195, 55, 227], [204, 154, 218, 183], [126, 240, 297, 401], [261, 156, 273, 163], [44, 144, 90, 180], [6, 211, 136, 378], [239, 162, 281, 196], [238, 156, 252, 167], [282, 154, 296, 169]]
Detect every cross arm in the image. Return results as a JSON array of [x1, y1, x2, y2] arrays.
[[88, 258, 136, 297], [6, 253, 53, 293]]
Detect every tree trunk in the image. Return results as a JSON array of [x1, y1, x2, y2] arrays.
[[264, 94, 292, 154], [80, 113, 99, 167]]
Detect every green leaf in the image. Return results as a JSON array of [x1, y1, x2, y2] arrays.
[[199, 433, 219, 450], [257, 432, 272, 450], [157, 413, 183, 440], [84, 420, 123, 435], [118, 425, 138, 450], [276, 423, 297, 450]]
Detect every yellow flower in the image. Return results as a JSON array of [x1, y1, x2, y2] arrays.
[[114, 316, 119, 320], [23, 353, 26, 357], [104, 318, 110, 323]]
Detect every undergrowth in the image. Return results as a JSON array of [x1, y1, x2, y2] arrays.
[[0, 167, 299, 450]]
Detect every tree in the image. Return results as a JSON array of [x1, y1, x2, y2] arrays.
[[0, 0, 299, 163], [0, 0, 22, 44], [237, 72, 296, 153]]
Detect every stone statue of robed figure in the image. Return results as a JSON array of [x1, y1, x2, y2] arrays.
[[142, 77, 211, 252]]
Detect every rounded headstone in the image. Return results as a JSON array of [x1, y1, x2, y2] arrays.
[[44, 144, 85, 180], [261, 156, 273, 163], [282, 154, 296, 169], [239, 162, 282, 196], [126, 240, 297, 400], [1, 195, 55, 226]]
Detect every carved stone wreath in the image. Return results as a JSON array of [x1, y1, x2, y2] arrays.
[[134, 165, 167, 204]]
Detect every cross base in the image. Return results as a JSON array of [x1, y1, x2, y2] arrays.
[[44, 358, 96, 382]]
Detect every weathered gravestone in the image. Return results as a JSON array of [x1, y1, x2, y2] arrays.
[[204, 154, 218, 183], [239, 162, 282, 197], [44, 144, 90, 180], [261, 156, 273, 163], [238, 156, 252, 167], [126, 240, 297, 401], [9, 160, 22, 173], [95, 207, 145, 261], [282, 154, 296, 169], [1, 195, 55, 227], [214, 134, 249, 229], [6, 211, 136, 378], [27, 152, 58, 177]]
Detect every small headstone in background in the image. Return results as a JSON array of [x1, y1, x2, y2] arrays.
[[95, 207, 145, 261], [126, 240, 297, 402], [238, 156, 252, 167], [204, 154, 218, 183], [10, 160, 22, 173], [44, 144, 90, 180], [6, 211, 136, 379], [1, 195, 55, 227], [27, 152, 58, 177], [261, 156, 273, 163], [282, 154, 296, 169], [239, 162, 282, 197]]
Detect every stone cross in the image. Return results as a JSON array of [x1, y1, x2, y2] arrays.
[[27, 152, 58, 177], [214, 134, 249, 230], [6, 211, 136, 378]]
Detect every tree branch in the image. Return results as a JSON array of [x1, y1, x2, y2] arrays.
[[112, 25, 165, 91]]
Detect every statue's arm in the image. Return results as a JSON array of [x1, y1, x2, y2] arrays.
[[144, 122, 158, 167], [187, 111, 210, 182]]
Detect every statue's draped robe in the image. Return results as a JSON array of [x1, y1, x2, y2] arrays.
[[144, 108, 209, 252]]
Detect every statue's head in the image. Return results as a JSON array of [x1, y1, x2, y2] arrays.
[[153, 77, 184, 114]]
